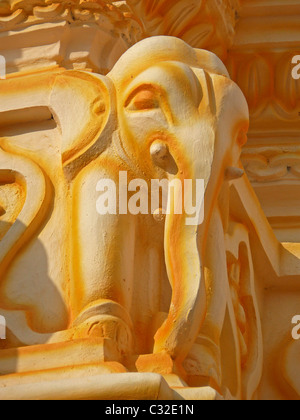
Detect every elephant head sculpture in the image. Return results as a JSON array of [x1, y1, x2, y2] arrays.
[[107, 36, 249, 364]]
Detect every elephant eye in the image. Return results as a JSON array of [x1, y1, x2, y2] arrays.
[[126, 88, 160, 111]]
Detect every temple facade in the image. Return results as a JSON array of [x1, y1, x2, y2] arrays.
[[0, 0, 300, 400]]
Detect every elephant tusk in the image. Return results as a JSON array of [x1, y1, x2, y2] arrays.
[[153, 208, 166, 223], [150, 141, 169, 164]]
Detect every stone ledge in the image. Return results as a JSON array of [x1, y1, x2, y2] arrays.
[[0, 371, 222, 400]]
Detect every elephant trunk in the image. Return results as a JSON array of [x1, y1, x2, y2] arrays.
[[152, 90, 248, 364], [152, 136, 212, 363]]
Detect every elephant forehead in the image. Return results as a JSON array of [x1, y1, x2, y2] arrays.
[[120, 62, 203, 110], [108, 36, 229, 87]]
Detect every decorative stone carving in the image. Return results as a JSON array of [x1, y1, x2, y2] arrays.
[[0, 35, 253, 399], [227, 0, 300, 243], [126, 0, 240, 60], [0, 0, 240, 76], [1, 0, 300, 402], [0, 1, 143, 75]]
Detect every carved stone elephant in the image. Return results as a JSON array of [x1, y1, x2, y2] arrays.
[[0, 36, 249, 381]]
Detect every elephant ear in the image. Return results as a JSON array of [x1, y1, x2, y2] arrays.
[[0, 69, 114, 269], [0, 70, 114, 342], [0, 69, 115, 178], [0, 70, 114, 241], [49, 70, 115, 179]]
